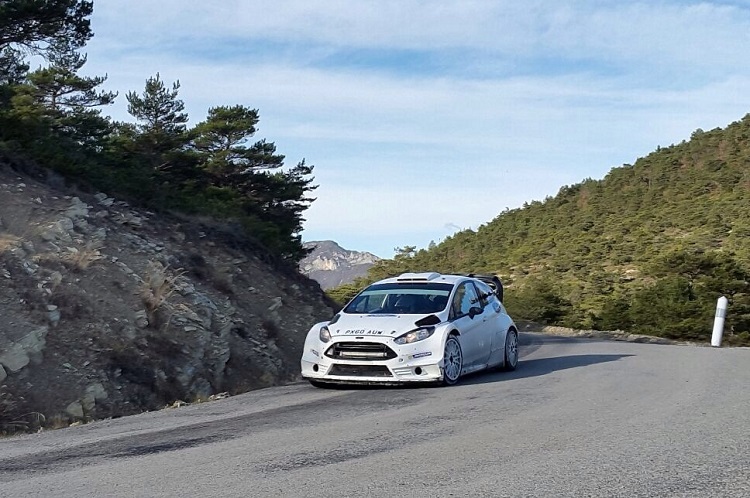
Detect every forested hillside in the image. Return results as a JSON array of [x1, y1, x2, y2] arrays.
[[0, 0, 315, 262], [333, 117, 750, 344]]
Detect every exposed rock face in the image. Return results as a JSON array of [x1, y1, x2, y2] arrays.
[[299, 240, 380, 289], [0, 164, 335, 424]]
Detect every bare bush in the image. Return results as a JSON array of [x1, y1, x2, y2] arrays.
[[49, 286, 93, 319], [262, 318, 280, 340], [140, 261, 185, 314], [0, 388, 45, 435], [185, 252, 208, 280], [212, 270, 234, 295]]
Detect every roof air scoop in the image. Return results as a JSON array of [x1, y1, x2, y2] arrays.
[[396, 272, 441, 282]]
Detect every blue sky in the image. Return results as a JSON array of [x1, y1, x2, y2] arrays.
[[80, 0, 750, 257]]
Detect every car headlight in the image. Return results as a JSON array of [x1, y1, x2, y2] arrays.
[[394, 326, 435, 345], [319, 325, 331, 343]]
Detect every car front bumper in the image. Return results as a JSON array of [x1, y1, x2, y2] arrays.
[[300, 337, 444, 384]]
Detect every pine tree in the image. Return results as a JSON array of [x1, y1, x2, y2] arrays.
[[0, 0, 93, 54], [7, 42, 114, 146], [0, 47, 28, 86], [125, 73, 188, 169], [24, 41, 116, 113], [1, 1, 94, 133], [188, 105, 315, 260], [190, 105, 283, 177]]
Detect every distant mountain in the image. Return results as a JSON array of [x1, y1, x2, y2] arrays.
[[300, 240, 380, 289]]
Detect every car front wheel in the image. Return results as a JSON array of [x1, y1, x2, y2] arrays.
[[442, 335, 463, 386]]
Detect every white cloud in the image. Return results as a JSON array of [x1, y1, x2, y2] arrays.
[[89, 1, 750, 71], [76, 1, 750, 256]]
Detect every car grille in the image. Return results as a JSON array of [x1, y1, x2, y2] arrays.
[[327, 364, 393, 377], [325, 342, 397, 361]]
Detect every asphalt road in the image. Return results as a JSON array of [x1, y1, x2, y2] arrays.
[[1, 333, 749, 498]]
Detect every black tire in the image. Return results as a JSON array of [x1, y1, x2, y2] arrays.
[[500, 328, 518, 371], [309, 379, 329, 388], [441, 335, 463, 386]]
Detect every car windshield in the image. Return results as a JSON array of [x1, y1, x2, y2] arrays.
[[344, 282, 453, 315]]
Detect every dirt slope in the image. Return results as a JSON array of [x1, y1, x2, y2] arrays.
[[0, 162, 335, 427]]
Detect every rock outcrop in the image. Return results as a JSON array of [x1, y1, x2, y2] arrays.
[[0, 163, 335, 426], [299, 240, 380, 289]]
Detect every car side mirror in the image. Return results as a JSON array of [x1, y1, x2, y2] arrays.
[[468, 306, 483, 319]]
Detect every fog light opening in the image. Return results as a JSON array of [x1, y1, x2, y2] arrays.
[[312, 364, 319, 372], [414, 367, 423, 375]]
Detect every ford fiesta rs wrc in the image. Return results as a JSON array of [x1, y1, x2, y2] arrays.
[[301, 272, 518, 386]]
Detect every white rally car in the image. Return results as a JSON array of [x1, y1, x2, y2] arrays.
[[301, 272, 518, 387]]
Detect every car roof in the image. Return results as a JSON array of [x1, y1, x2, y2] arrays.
[[373, 272, 470, 286]]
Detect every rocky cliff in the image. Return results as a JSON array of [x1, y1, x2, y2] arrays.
[[299, 240, 380, 289], [0, 163, 335, 429]]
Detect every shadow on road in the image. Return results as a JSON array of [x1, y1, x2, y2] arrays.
[[306, 353, 634, 391], [303, 334, 633, 391], [461, 353, 635, 386]]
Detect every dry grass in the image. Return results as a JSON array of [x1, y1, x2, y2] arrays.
[[0, 234, 20, 254], [33, 242, 103, 272], [45, 415, 73, 431], [61, 243, 103, 271], [0, 389, 46, 435], [188, 392, 230, 405], [140, 261, 185, 313]]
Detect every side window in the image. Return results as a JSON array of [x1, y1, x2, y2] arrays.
[[451, 282, 480, 318], [475, 281, 492, 308]]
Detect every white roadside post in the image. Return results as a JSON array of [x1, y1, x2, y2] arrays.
[[711, 296, 729, 347]]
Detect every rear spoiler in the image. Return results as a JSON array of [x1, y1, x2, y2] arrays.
[[467, 274, 504, 303]]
